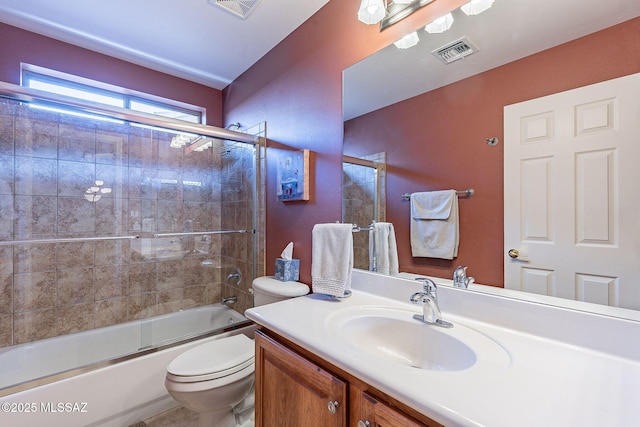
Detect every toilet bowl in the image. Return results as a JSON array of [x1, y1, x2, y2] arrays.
[[165, 276, 308, 427], [164, 334, 255, 427]]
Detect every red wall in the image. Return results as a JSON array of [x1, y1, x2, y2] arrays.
[[223, 0, 468, 284], [0, 23, 223, 126], [6, 3, 633, 288], [343, 18, 640, 286], [225, 0, 639, 286]]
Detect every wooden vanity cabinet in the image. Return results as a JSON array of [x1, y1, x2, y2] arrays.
[[255, 330, 347, 426], [255, 329, 443, 427], [360, 392, 431, 427]]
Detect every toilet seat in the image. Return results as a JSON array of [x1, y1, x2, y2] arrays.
[[167, 334, 254, 383]]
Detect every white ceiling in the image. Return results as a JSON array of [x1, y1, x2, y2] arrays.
[[0, 0, 330, 89], [344, 0, 640, 120]]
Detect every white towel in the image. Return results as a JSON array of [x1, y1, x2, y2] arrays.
[[311, 223, 354, 296], [369, 222, 399, 276], [410, 190, 459, 259]]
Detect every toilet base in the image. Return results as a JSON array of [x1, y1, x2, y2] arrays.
[[165, 370, 254, 427], [198, 410, 236, 427]]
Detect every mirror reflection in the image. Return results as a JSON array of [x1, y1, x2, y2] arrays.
[[343, 0, 640, 314], [342, 152, 386, 270]]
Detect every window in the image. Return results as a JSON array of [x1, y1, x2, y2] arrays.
[[21, 64, 205, 124]]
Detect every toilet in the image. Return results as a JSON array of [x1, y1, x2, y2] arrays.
[[164, 276, 308, 427]]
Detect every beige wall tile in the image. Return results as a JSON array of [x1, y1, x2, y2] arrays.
[[57, 241, 94, 269], [14, 117, 58, 159], [129, 262, 157, 294], [14, 308, 56, 344], [13, 195, 57, 238], [95, 297, 127, 328], [127, 292, 156, 320], [95, 264, 128, 300], [183, 285, 206, 309], [58, 197, 95, 234], [57, 267, 94, 306], [58, 303, 94, 335], [13, 243, 56, 273], [0, 314, 12, 347], [14, 271, 56, 312], [156, 259, 183, 291], [58, 123, 96, 162]]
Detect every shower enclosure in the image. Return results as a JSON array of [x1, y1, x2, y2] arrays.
[[0, 82, 264, 350], [342, 152, 386, 270]]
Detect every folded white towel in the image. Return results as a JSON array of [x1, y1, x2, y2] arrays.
[[311, 223, 354, 296], [410, 190, 459, 259], [369, 222, 399, 275]]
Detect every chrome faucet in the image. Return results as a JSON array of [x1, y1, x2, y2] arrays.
[[410, 278, 453, 328], [453, 266, 474, 289]]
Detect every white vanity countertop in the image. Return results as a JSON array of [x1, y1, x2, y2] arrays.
[[246, 271, 640, 427]]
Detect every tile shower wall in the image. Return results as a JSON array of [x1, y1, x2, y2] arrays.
[[0, 99, 257, 347], [218, 138, 261, 314], [342, 163, 376, 270], [342, 153, 386, 271]]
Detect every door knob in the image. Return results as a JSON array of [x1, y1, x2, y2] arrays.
[[327, 400, 339, 414], [508, 248, 530, 262]]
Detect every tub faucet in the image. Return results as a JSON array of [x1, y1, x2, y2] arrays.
[[453, 266, 474, 289], [410, 278, 453, 328], [221, 296, 238, 306]]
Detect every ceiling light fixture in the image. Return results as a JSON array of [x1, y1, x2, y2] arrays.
[[357, 0, 386, 25], [461, 0, 495, 16], [425, 12, 454, 33], [394, 31, 420, 49]]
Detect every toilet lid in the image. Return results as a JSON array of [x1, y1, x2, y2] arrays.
[[167, 334, 254, 380], [252, 276, 309, 297]]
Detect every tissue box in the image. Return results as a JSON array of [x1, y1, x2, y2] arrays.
[[274, 258, 300, 282]]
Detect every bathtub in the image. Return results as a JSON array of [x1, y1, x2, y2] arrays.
[[0, 304, 255, 427]]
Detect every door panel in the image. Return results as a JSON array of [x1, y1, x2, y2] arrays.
[[504, 72, 640, 309]]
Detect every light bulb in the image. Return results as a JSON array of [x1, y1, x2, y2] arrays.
[[358, 0, 386, 25], [425, 12, 454, 33], [394, 32, 420, 49], [461, 0, 495, 16]]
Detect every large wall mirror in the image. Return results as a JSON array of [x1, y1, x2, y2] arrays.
[[343, 0, 640, 318]]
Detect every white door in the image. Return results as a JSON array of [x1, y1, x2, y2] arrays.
[[504, 73, 640, 310]]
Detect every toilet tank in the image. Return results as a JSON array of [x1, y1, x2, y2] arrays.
[[251, 276, 309, 306]]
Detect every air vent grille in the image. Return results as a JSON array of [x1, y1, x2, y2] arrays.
[[211, 0, 261, 19], [432, 37, 478, 64]]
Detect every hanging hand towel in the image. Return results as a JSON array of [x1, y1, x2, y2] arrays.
[[410, 190, 459, 259], [369, 222, 399, 276], [312, 223, 354, 297]]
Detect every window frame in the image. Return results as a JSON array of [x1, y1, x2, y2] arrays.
[[20, 63, 206, 124]]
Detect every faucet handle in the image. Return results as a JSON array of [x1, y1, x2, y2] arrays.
[[453, 266, 471, 288], [414, 277, 437, 294]]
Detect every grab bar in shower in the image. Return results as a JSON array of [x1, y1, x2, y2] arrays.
[[0, 235, 140, 246], [153, 230, 249, 238]]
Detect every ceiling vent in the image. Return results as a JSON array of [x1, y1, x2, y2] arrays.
[[432, 37, 479, 64], [210, 0, 262, 19]]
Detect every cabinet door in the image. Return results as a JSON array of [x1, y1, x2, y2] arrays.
[[360, 392, 440, 427], [255, 331, 347, 427]]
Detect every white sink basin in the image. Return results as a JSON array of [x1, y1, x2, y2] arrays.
[[326, 306, 510, 372]]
